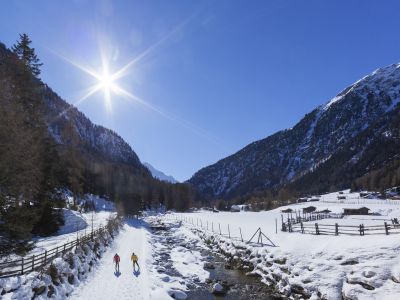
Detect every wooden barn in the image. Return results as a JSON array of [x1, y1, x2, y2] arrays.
[[343, 207, 370, 215], [303, 206, 316, 213], [297, 197, 308, 203]]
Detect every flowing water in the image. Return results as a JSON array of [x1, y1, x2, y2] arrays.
[[149, 220, 279, 300]]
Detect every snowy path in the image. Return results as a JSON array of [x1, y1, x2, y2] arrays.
[[70, 220, 151, 300]]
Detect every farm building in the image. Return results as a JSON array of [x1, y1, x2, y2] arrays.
[[303, 206, 316, 213], [297, 197, 308, 203], [343, 207, 370, 215], [230, 204, 250, 212], [309, 198, 320, 202], [316, 209, 331, 214], [231, 205, 240, 212], [359, 191, 370, 197]]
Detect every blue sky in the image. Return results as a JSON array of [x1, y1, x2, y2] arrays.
[[1, 0, 400, 181]]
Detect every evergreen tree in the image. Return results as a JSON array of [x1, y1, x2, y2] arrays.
[[12, 33, 42, 77]]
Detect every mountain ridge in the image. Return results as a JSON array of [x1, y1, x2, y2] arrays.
[[188, 63, 400, 200]]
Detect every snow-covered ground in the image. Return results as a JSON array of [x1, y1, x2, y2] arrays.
[[70, 217, 210, 300], [172, 191, 400, 299], [30, 210, 116, 257], [70, 219, 152, 300]]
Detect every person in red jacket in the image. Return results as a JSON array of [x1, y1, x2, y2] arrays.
[[113, 253, 120, 272]]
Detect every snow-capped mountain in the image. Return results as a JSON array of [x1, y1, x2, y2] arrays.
[[189, 63, 400, 200], [144, 162, 178, 183]]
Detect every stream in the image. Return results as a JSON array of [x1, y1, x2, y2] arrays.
[[148, 219, 280, 300]]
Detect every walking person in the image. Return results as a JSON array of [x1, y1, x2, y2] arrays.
[[113, 253, 120, 273], [131, 252, 140, 271]]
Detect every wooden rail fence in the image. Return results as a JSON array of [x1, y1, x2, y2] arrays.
[[281, 214, 400, 236], [288, 221, 399, 236], [0, 225, 110, 278]]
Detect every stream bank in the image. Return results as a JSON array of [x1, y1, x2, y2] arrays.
[[147, 217, 285, 300]]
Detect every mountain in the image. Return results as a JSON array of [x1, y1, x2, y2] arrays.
[[189, 63, 400, 201], [143, 162, 178, 183], [44, 85, 147, 172]]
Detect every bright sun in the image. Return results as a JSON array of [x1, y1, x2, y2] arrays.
[[74, 60, 129, 112], [60, 49, 153, 113], [99, 69, 114, 91]]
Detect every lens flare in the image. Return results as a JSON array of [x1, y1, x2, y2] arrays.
[[49, 14, 222, 143]]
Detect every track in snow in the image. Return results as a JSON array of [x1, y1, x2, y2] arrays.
[[70, 219, 151, 300]]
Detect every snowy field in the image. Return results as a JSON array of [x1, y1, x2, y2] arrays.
[[172, 191, 400, 299]]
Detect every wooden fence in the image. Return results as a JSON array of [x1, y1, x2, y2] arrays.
[[281, 214, 400, 236], [281, 213, 342, 232], [288, 221, 399, 236], [166, 214, 277, 247], [0, 225, 110, 278]]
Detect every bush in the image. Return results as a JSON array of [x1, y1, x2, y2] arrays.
[[48, 264, 59, 284]]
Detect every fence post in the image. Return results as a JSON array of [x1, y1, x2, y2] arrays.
[[219, 223, 221, 235], [359, 224, 362, 236], [384, 222, 389, 235], [335, 223, 339, 236], [288, 222, 292, 233], [239, 227, 244, 242], [228, 224, 231, 238], [21, 257, 24, 275], [212, 222, 214, 232], [315, 223, 319, 235], [301, 222, 304, 234]]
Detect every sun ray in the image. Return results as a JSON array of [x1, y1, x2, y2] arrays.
[[46, 48, 102, 80], [51, 84, 103, 123], [111, 85, 221, 142], [111, 16, 193, 81]]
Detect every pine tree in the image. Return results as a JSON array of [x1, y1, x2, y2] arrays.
[[12, 33, 43, 77]]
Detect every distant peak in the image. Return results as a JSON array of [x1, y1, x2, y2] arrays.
[[143, 162, 179, 183]]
